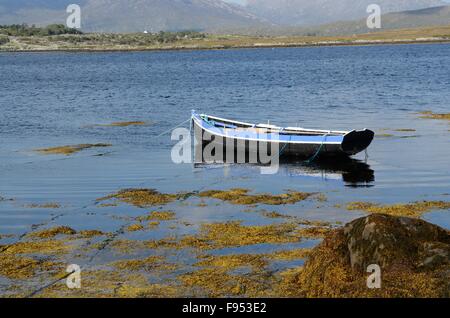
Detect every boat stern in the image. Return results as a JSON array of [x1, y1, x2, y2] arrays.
[[341, 129, 375, 155]]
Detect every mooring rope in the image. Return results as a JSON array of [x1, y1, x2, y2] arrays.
[[272, 130, 329, 164], [155, 117, 192, 138], [26, 270, 76, 298], [304, 133, 329, 164]]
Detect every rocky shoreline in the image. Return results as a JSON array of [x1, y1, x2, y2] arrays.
[[1, 37, 450, 53]]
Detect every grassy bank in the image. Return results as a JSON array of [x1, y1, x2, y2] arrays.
[[1, 25, 450, 52]]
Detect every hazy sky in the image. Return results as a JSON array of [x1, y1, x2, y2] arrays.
[[224, 0, 450, 4], [224, 0, 247, 5]]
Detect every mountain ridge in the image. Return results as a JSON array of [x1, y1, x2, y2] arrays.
[[245, 0, 446, 26], [0, 0, 270, 32], [0, 0, 448, 33]]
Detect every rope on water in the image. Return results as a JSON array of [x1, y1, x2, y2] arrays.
[[26, 271, 76, 298], [271, 128, 290, 159], [155, 117, 192, 138], [272, 130, 329, 164], [304, 133, 329, 164]]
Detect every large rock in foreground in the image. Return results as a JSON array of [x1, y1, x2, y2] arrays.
[[295, 214, 449, 297]]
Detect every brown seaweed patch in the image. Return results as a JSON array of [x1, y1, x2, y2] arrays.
[[28, 226, 76, 239], [376, 133, 395, 138], [295, 227, 331, 239], [110, 239, 146, 254], [145, 222, 302, 250], [196, 254, 268, 271], [78, 230, 106, 238], [97, 189, 182, 207], [144, 236, 211, 250], [179, 268, 270, 297], [136, 211, 176, 222], [117, 284, 181, 298], [35, 143, 111, 155], [98, 121, 148, 127], [347, 201, 450, 218], [38, 270, 171, 298], [126, 224, 145, 232], [399, 135, 421, 139], [148, 221, 160, 229], [198, 221, 299, 248], [113, 256, 177, 272], [198, 188, 314, 205], [419, 111, 450, 121], [28, 226, 106, 239], [393, 128, 417, 132], [98, 203, 119, 208], [0, 255, 61, 279], [196, 249, 311, 271], [260, 211, 293, 219], [297, 219, 332, 227], [2, 240, 72, 255], [145, 238, 180, 250], [266, 249, 311, 261], [25, 202, 62, 209]]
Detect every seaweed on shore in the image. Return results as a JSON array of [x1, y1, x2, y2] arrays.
[[195, 249, 311, 271], [260, 211, 293, 219], [393, 128, 417, 132], [347, 200, 450, 218], [179, 268, 270, 297], [295, 227, 331, 239], [28, 226, 76, 239], [1, 240, 73, 255], [136, 211, 176, 222], [0, 254, 62, 279], [197, 221, 299, 248], [97, 189, 183, 207], [96, 121, 148, 127], [35, 143, 111, 155], [37, 269, 180, 298], [112, 256, 177, 272], [198, 188, 315, 205], [25, 203, 61, 209], [27, 226, 106, 239], [376, 133, 395, 138], [419, 111, 450, 121], [126, 224, 145, 232]]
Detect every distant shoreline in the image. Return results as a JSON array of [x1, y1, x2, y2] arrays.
[[2, 38, 450, 53], [3, 24, 450, 53]]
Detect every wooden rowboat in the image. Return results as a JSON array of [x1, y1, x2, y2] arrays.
[[191, 111, 374, 159]]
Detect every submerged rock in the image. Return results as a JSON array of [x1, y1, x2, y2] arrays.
[[295, 214, 449, 297]]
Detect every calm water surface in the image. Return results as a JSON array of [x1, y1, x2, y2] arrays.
[[0, 44, 449, 250]]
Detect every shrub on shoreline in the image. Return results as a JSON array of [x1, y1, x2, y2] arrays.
[[0, 24, 82, 36], [0, 35, 9, 45]]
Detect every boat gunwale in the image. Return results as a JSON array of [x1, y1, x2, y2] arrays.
[[197, 113, 349, 137], [192, 114, 344, 145], [199, 113, 351, 136]]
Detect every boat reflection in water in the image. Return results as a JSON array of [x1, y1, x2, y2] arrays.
[[277, 156, 375, 187], [194, 146, 375, 188]]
